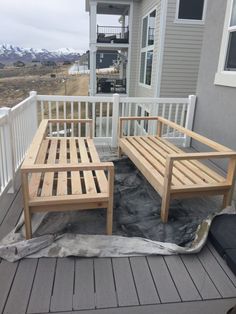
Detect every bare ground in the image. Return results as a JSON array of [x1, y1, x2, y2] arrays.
[[0, 65, 89, 108]]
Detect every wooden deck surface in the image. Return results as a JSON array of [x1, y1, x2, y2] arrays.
[[0, 146, 236, 314]]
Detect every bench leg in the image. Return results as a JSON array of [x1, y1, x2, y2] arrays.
[[24, 206, 32, 240], [107, 202, 113, 235], [118, 147, 122, 158], [161, 192, 171, 223], [222, 190, 232, 209]]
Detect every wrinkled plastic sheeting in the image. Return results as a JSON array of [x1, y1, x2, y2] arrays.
[[0, 157, 235, 262]]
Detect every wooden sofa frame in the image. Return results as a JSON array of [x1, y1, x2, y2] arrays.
[[118, 116, 236, 223], [21, 119, 114, 239]]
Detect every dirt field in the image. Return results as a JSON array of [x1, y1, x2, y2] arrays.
[[0, 65, 89, 108]]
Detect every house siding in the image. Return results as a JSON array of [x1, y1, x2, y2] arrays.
[[192, 0, 236, 174], [159, 0, 204, 97], [129, 0, 162, 97]]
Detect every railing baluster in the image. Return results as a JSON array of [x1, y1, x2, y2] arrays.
[[134, 104, 138, 136], [128, 103, 131, 136], [85, 102, 88, 136], [41, 101, 44, 121], [63, 101, 66, 137], [99, 102, 102, 137], [71, 101, 74, 137], [106, 102, 109, 137], [49, 101, 52, 136], [167, 103, 172, 136], [78, 102, 81, 137]]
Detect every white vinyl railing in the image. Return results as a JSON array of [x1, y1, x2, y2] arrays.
[[0, 91, 196, 197], [0, 92, 38, 196]]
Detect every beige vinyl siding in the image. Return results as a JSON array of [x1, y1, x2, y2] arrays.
[[129, 0, 162, 97], [160, 0, 204, 97]]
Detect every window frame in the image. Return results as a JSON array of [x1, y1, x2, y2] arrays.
[[139, 8, 156, 88], [174, 0, 207, 25], [215, 0, 236, 87]]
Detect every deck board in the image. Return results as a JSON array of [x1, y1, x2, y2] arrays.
[[27, 258, 56, 314], [3, 259, 38, 314], [73, 258, 95, 310], [50, 258, 74, 312], [164, 255, 201, 301], [129, 257, 160, 305], [94, 258, 117, 309], [112, 258, 139, 307]]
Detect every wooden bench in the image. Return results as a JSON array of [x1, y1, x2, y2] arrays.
[[119, 116, 236, 223], [21, 119, 114, 239]]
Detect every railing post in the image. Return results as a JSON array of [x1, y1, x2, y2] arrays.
[[111, 93, 120, 148], [0, 107, 15, 193], [184, 95, 196, 147], [29, 90, 38, 131]]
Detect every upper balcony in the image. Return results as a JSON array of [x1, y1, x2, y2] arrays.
[[97, 25, 129, 44]]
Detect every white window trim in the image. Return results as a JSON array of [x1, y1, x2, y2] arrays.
[[139, 8, 156, 88], [174, 0, 207, 25], [215, 0, 236, 87]]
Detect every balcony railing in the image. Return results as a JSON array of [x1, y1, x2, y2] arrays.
[[97, 78, 126, 94], [97, 25, 129, 44], [0, 92, 196, 198]]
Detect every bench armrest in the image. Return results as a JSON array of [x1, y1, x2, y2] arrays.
[[21, 162, 114, 173]]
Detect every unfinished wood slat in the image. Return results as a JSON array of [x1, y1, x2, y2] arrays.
[[57, 139, 68, 196], [21, 119, 48, 166], [112, 258, 139, 307], [78, 138, 97, 194], [40, 139, 58, 197], [94, 258, 117, 308], [73, 259, 95, 310], [135, 137, 193, 185], [146, 137, 208, 185], [50, 258, 74, 312], [158, 137, 225, 182], [87, 138, 108, 193], [69, 138, 82, 195], [119, 138, 164, 195], [27, 258, 56, 314], [130, 257, 160, 305], [29, 139, 49, 198]]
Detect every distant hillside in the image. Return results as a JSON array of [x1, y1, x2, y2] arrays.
[[0, 44, 81, 64]]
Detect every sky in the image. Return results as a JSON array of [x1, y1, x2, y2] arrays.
[[0, 0, 120, 53]]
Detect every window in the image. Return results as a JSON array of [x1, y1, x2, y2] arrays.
[[176, 0, 206, 23], [215, 0, 236, 87], [139, 10, 156, 86]]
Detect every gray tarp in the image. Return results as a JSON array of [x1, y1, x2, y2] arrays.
[[0, 158, 235, 262]]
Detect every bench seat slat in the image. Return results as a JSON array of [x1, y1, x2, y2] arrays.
[[29, 139, 49, 198], [158, 137, 225, 182], [119, 138, 164, 195], [41, 139, 58, 197], [57, 139, 68, 196], [148, 137, 218, 185], [135, 137, 193, 186], [78, 138, 97, 194], [69, 138, 82, 195], [87, 139, 108, 193]]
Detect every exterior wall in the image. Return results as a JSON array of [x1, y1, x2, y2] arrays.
[[129, 0, 162, 97], [192, 0, 236, 173], [160, 0, 204, 97]]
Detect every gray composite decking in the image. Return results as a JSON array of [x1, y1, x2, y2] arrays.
[[0, 146, 236, 314]]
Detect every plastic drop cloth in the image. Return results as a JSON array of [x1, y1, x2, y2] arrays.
[[0, 157, 234, 262]]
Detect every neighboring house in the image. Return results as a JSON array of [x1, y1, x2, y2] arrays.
[[86, 0, 206, 96], [95, 50, 118, 69], [13, 61, 25, 67], [192, 0, 236, 178]]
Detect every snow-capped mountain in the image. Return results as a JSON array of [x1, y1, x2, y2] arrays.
[[0, 44, 81, 63]]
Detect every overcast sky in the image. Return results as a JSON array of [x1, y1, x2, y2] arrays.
[[0, 0, 120, 53]]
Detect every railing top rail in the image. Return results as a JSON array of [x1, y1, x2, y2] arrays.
[[97, 25, 128, 29], [11, 94, 35, 114], [120, 97, 189, 104], [37, 95, 114, 102]]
